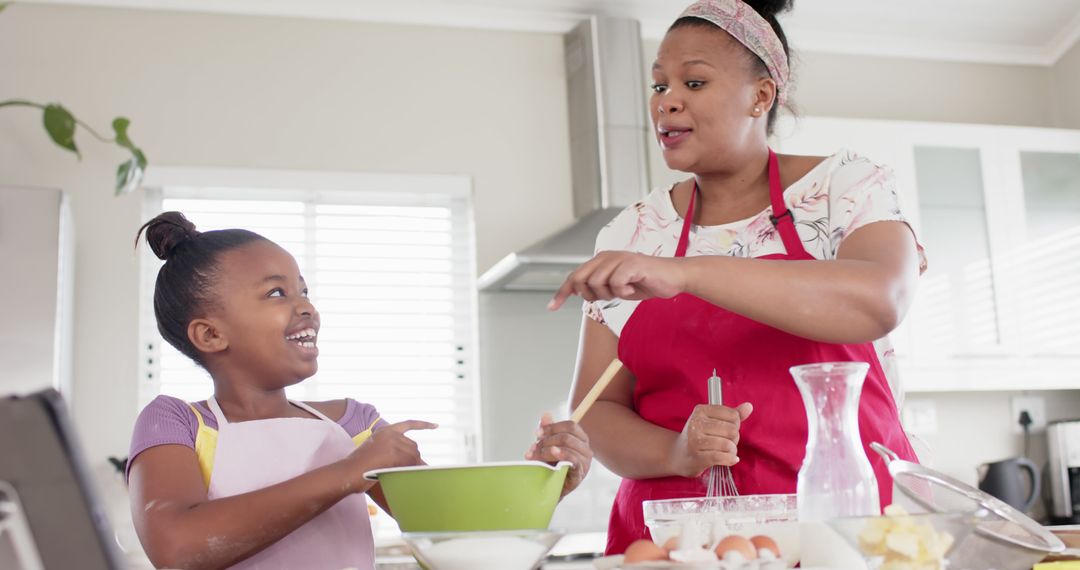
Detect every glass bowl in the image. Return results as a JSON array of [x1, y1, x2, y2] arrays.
[[826, 511, 979, 570], [401, 529, 563, 570], [642, 494, 798, 566]]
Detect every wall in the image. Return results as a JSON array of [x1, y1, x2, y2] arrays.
[[0, 3, 574, 474], [790, 51, 1059, 127], [479, 292, 581, 462], [478, 291, 621, 532], [1053, 38, 1080, 129], [3, 2, 1080, 538], [0, 188, 65, 394], [640, 40, 1063, 192]]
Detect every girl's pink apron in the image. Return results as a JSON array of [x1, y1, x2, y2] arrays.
[[207, 397, 374, 569]]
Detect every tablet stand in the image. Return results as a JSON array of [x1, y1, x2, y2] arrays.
[[0, 480, 45, 570]]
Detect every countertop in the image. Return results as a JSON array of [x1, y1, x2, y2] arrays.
[[375, 555, 598, 569]]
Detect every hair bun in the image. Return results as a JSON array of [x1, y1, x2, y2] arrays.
[[137, 211, 200, 260], [743, 0, 793, 19]]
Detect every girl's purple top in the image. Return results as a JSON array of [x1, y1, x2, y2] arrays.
[[126, 395, 386, 481]]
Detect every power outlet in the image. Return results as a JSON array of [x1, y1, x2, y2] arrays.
[[1010, 395, 1047, 435]]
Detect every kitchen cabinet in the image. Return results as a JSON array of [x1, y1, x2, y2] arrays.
[[773, 117, 1080, 392]]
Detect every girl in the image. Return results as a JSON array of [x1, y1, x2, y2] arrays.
[[548, 0, 924, 554], [128, 212, 591, 569]]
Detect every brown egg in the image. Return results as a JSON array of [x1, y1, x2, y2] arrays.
[[750, 534, 781, 558], [714, 534, 757, 561], [662, 536, 680, 551], [624, 539, 669, 563]]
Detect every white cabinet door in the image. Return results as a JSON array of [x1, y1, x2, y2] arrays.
[[1015, 150, 1080, 357], [773, 117, 1080, 392]]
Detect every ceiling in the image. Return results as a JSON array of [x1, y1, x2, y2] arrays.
[[25, 0, 1080, 65]]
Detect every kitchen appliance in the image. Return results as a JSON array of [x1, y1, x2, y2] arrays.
[[978, 457, 1041, 513], [872, 442, 1065, 570], [478, 16, 651, 291], [1048, 420, 1080, 524]]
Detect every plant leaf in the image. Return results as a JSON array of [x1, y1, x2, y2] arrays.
[[116, 159, 135, 195], [112, 117, 147, 194], [0, 3, 11, 14], [43, 104, 79, 157], [115, 151, 146, 195], [112, 117, 134, 151]]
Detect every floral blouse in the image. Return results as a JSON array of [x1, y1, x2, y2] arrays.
[[583, 149, 922, 406]]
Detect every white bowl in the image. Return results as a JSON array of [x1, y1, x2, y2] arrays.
[[402, 529, 563, 570]]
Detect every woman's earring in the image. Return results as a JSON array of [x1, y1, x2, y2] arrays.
[[753, 107, 761, 116]]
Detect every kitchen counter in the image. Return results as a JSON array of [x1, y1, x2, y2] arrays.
[[376, 556, 599, 569]]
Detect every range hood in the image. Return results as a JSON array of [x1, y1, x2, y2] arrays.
[[478, 16, 651, 291]]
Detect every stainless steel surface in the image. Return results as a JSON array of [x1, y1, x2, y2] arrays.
[[478, 15, 651, 291], [707, 372, 722, 407], [705, 370, 738, 498], [871, 442, 1066, 570]]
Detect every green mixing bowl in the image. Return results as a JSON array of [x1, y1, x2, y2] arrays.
[[364, 460, 570, 532]]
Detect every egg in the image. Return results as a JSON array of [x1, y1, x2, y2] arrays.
[[750, 534, 781, 558], [662, 536, 680, 551], [624, 539, 669, 563], [714, 534, 757, 561]]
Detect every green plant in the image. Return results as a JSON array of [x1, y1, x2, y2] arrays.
[[0, 2, 147, 195]]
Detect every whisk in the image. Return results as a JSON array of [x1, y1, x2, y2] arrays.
[[705, 369, 739, 497]]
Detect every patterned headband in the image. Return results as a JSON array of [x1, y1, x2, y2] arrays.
[[677, 0, 790, 106]]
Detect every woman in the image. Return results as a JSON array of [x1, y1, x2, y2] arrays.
[[547, 0, 924, 555]]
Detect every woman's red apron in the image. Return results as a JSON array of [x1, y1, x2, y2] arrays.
[[606, 149, 918, 555]]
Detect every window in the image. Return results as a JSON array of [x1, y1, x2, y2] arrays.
[[139, 170, 481, 474]]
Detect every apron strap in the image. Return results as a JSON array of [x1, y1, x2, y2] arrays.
[[766, 149, 808, 257], [675, 186, 697, 258], [208, 397, 229, 427], [290, 400, 335, 423], [208, 397, 338, 425], [678, 149, 808, 259]]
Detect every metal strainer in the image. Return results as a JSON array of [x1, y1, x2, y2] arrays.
[[871, 442, 1065, 570]]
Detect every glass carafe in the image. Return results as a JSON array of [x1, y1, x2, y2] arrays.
[[792, 361, 879, 569]]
